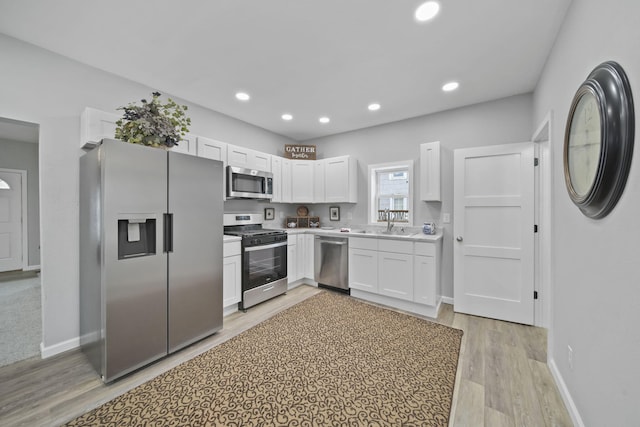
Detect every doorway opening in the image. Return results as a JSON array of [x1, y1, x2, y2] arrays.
[[0, 116, 41, 366]]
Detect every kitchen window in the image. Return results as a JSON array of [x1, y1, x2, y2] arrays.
[[368, 160, 414, 225]]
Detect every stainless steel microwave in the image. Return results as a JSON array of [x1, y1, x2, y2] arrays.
[[227, 166, 273, 199]]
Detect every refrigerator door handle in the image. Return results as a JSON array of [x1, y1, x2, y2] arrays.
[[164, 213, 174, 253]]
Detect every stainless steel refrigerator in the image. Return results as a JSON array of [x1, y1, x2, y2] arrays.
[[80, 138, 223, 382]]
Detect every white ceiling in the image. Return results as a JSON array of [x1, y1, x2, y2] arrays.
[[0, 0, 572, 141]]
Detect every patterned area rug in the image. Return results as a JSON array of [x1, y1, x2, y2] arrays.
[[66, 291, 463, 426]]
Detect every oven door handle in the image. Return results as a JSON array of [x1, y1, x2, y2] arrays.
[[244, 241, 288, 252]]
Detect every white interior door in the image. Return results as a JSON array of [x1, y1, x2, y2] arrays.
[[453, 142, 535, 325], [0, 170, 23, 272]]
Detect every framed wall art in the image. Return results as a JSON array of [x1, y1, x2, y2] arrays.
[[329, 206, 340, 221], [264, 207, 275, 221]]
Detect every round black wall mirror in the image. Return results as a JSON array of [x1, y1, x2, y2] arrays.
[[563, 61, 635, 219]]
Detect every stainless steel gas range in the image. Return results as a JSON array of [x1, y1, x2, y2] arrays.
[[223, 213, 288, 310]]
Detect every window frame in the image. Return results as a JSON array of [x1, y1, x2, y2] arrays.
[[368, 160, 414, 226]]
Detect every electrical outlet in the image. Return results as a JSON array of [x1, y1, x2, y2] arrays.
[[443, 213, 451, 224], [568, 345, 574, 370]]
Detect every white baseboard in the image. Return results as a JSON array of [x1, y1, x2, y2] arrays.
[[548, 358, 585, 427], [40, 336, 80, 359], [441, 296, 454, 305]]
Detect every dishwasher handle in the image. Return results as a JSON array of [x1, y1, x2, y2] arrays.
[[319, 240, 347, 246]]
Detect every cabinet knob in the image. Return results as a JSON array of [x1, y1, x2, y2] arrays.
[[456, 236, 463, 242]]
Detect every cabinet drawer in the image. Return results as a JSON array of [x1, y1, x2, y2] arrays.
[[414, 242, 436, 257], [223, 241, 241, 257], [378, 239, 413, 254], [349, 236, 377, 250]]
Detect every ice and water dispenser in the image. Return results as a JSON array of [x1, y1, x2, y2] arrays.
[[117, 216, 156, 259]]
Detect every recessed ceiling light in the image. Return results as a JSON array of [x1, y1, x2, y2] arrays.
[[235, 92, 250, 101], [368, 103, 381, 111], [442, 81, 459, 92], [415, 1, 440, 22], [282, 113, 293, 121], [319, 117, 330, 124]]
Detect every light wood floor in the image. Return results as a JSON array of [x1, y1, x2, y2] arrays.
[[0, 285, 572, 426]]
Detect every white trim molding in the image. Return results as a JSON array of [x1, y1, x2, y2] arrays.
[[40, 336, 80, 359], [548, 358, 585, 427]]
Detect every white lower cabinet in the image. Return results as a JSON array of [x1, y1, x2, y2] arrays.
[[413, 242, 438, 306], [349, 248, 378, 292], [378, 252, 413, 301], [287, 234, 298, 283], [349, 236, 442, 317], [349, 237, 379, 292], [300, 234, 314, 280], [223, 241, 242, 309], [287, 233, 314, 285]]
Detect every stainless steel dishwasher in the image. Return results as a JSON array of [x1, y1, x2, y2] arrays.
[[314, 235, 349, 293]]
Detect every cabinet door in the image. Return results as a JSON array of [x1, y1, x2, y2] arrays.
[[287, 244, 298, 282], [414, 255, 436, 306], [197, 136, 227, 161], [271, 156, 283, 203], [171, 133, 197, 155], [291, 161, 315, 203], [227, 144, 252, 169], [302, 234, 315, 279], [378, 252, 413, 301], [314, 160, 326, 202], [281, 158, 292, 203], [349, 248, 378, 292], [420, 141, 441, 201], [325, 156, 357, 203], [223, 255, 242, 307], [80, 107, 119, 148], [253, 151, 272, 172]]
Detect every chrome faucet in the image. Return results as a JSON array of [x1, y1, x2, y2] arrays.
[[385, 208, 394, 232]]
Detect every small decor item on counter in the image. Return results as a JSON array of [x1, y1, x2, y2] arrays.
[[115, 91, 191, 149], [329, 206, 340, 221], [423, 222, 436, 235], [264, 207, 275, 221], [296, 205, 309, 216], [286, 216, 319, 228]]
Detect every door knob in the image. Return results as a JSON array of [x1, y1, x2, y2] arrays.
[[456, 236, 463, 242]]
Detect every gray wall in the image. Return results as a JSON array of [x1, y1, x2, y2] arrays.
[[0, 138, 40, 266], [533, 0, 640, 424], [306, 93, 533, 299], [0, 34, 295, 352]]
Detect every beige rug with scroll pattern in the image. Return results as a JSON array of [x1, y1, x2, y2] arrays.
[[66, 291, 462, 426]]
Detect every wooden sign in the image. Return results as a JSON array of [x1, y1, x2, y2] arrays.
[[284, 144, 316, 160]]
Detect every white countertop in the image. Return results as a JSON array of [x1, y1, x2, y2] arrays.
[[282, 227, 443, 242]]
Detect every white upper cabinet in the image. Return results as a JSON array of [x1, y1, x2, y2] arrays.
[[291, 160, 315, 203], [197, 136, 227, 162], [80, 107, 119, 148], [324, 156, 358, 203], [420, 141, 441, 201], [271, 156, 283, 203], [171, 133, 198, 155], [227, 144, 272, 172], [271, 155, 357, 204], [281, 158, 292, 203], [314, 160, 326, 202]]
